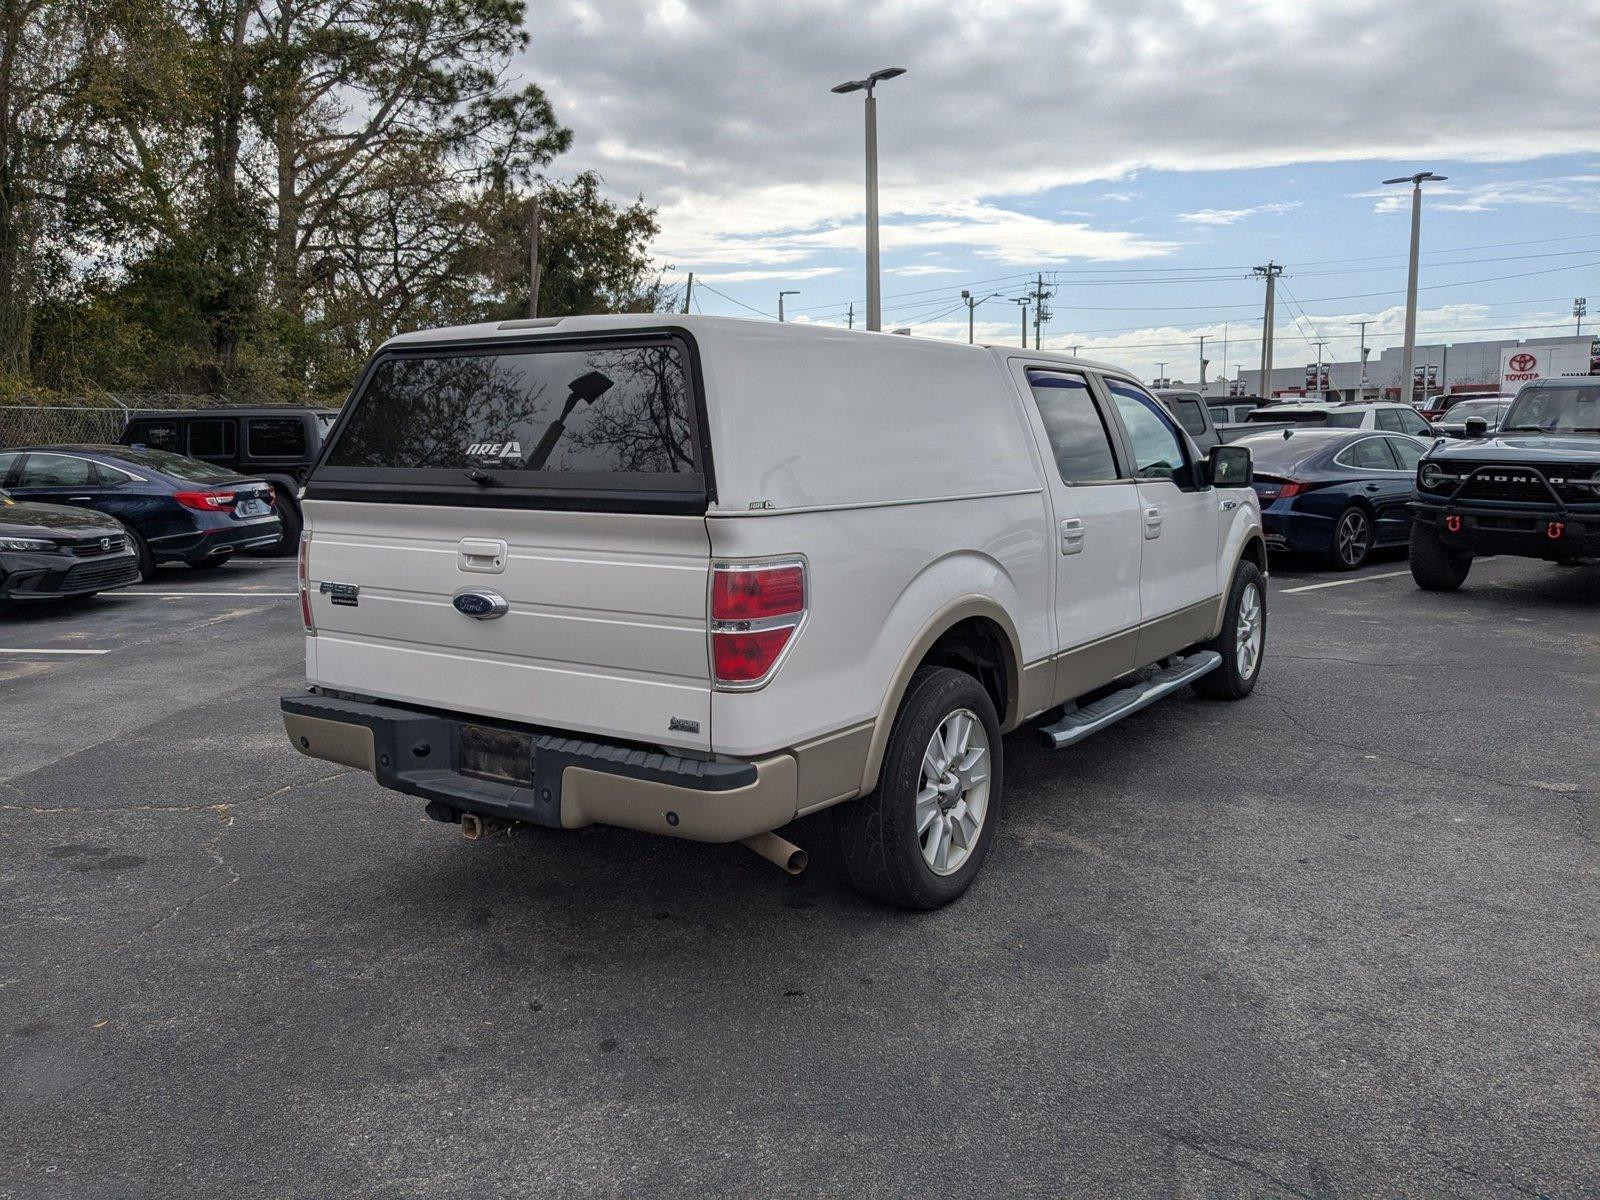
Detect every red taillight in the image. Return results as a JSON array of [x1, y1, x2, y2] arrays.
[[710, 560, 805, 689], [174, 489, 236, 511], [1277, 480, 1306, 498], [712, 563, 804, 621], [298, 533, 315, 635]]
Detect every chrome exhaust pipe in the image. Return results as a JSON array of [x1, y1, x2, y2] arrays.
[[740, 831, 807, 875]]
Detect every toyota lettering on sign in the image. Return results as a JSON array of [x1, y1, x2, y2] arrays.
[[1502, 347, 1543, 386]]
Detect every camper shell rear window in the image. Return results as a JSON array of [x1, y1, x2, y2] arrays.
[[309, 332, 711, 512]]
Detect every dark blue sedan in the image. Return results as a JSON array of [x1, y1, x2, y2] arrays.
[[0, 446, 282, 579], [1236, 427, 1430, 569]]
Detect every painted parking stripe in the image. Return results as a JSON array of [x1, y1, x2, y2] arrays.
[[0, 647, 111, 655], [105, 591, 297, 598], [1278, 569, 1412, 595]]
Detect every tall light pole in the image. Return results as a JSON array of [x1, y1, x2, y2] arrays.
[[777, 290, 799, 322], [1155, 362, 1168, 386], [1383, 171, 1446, 404], [1312, 339, 1329, 397], [1195, 335, 1207, 386], [961, 290, 1000, 344], [831, 67, 906, 333], [1576, 297, 1587, 336], [1350, 319, 1371, 401], [1253, 262, 1282, 397], [1012, 297, 1030, 347]]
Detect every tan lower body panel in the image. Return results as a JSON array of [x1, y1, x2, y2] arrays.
[[1051, 627, 1140, 706], [284, 712, 377, 772], [793, 722, 872, 815], [1134, 597, 1220, 667], [561, 754, 798, 843]]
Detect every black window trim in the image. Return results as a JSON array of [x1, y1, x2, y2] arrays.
[[245, 414, 311, 460], [1023, 366, 1131, 486], [306, 327, 717, 515]]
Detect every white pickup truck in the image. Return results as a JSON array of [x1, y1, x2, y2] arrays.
[[282, 316, 1267, 908]]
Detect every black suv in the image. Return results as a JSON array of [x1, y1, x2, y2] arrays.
[[118, 408, 336, 553], [1409, 377, 1600, 590]]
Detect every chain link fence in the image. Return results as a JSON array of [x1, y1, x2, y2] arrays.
[[0, 395, 240, 449]]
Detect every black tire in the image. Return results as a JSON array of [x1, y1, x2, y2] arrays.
[[834, 667, 1003, 910], [1192, 559, 1266, 701], [263, 490, 302, 557], [120, 523, 155, 581], [189, 553, 233, 570], [1327, 504, 1373, 570], [1409, 519, 1471, 591]]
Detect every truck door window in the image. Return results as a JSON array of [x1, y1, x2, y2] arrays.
[[1106, 381, 1187, 482], [1025, 371, 1120, 484], [1173, 397, 1208, 436]]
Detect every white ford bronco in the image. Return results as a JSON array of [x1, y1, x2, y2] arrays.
[[283, 316, 1267, 908]]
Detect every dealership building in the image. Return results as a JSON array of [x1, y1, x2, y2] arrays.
[[1218, 332, 1598, 402]]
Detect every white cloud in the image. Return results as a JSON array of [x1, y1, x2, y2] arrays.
[[1177, 202, 1301, 226], [1357, 176, 1600, 215], [886, 264, 964, 277], [523, 0, 1600, 275], [694, 265, 844, 283]]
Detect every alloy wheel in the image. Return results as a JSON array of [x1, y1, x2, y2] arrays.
[[1336, 510, 1370, 567], [1236, 581, 1263, 679], [915, 708, 991, 876]]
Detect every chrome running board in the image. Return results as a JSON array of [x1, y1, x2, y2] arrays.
[[1038, 651, 1222, 749]]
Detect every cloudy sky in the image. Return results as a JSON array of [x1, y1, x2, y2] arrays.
[[521, 0, 1600, 382]]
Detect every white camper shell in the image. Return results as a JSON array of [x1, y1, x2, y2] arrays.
[[284, 315, 1267, 908]]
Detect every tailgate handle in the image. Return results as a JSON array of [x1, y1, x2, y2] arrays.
[[458, 538, 507, 574]]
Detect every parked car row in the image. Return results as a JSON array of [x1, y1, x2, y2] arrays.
[[0, 444, 282, 607]]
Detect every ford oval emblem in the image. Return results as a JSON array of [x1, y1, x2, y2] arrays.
[[452, 589, 508, 620]]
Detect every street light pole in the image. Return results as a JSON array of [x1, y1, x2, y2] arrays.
[[1576, 297, 1587, 336], [961, 290, 1000, 344], [1012, 297, 1030, 347], [1312, 339, 1328, 397], [1351, 319, 1371, 401], [777, 290, 799, 322], [1383, 171, 1446, 404], [1196, 335, 1207, 386], [831, 67, 906, 333]]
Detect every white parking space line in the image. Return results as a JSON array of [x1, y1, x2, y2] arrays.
[[0, 647, 111, 656], [105, 591, 297, 599], [1278, 569, 1412, 595]]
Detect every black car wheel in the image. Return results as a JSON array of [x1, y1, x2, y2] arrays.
[[1409, 519, 1472, 591], [119, 523, 156, 581], [264, 489, 302, 557], [189, 553, 233, 570], [1328, 505, 1372, 570]]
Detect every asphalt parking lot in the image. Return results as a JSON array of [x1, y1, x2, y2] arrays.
[[2, 552, 1596, 1198]]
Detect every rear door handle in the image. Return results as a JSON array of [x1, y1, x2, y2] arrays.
[[67, 495, 93, 502], [1363, 483, 1381, 492], [1143, 506, 1163, 539], [1059, 517, 1085, 555]]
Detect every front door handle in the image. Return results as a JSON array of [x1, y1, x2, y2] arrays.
[[1363, 483, 1381, 492], [1143, 506, 1163, 539], [1059, 517, 1085, 555], [67, 495, 93, 502]]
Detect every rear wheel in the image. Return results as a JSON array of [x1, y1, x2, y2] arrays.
[[835, 667, 1003, 910], [189, 553, 232, 570], [1409, 519, 1472, 591], [1328, 505, 1373, 570], [256, 488, 301, 557], [1193, 559, 1265, 700]]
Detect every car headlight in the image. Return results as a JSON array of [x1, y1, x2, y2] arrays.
[[1418, 462, 1452, 491], [0, 536, 56, 551]]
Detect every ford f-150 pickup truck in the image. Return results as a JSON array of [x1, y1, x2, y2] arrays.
[[282, 316, 1267, 908]]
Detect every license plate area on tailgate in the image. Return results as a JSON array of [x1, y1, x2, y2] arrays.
[[458, 724, 535, 786]]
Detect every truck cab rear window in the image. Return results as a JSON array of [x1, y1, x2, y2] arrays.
[[326, 342, 697, 478]]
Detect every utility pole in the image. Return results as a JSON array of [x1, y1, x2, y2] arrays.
[[1253, 262, 1282, 397], [1222, 321, 1229, 385], [1030, 273, 1053, 350], [681, 272, 694, 314], [846, 302, 854, 330], [1350, 319, 1370, 400], [1013, 297, 1030, 348], [527, 198, 541, 318], [1196, 335, 1207, 386], [831, 67, 906, 332], [1383, 171, 1446, 404], [1576, 297, 1587, 335]]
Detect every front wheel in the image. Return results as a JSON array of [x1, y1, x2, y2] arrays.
[[835, 667, 1003, 910], [1409, 519, 1471, 591], [1193, 560, 1265, 700]]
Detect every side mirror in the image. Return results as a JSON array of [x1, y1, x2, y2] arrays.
[[1463, 417, 1489, 438], [1207, 444, 1252, 487]]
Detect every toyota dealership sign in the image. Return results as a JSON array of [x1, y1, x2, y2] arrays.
[[1501, 343, 1592, 388]]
